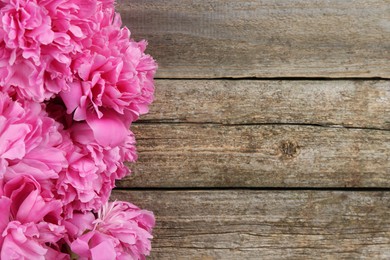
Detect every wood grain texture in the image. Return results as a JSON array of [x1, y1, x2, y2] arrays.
[[118, 80, 390, 188], [112, 190, 390, 259], [114, 2, 390, 258], [140, 80, 390, 128], [117, 123, 390, 188], [116, 0, 390, 78]]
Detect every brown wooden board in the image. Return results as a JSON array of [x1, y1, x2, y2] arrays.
[[118, 80, 390, 188], [118, 123, 390, 188], [139, 80, 390, 128], [113, 190, 390, 259], [114, 1, 390, 258], [117, 0, 390, 78]]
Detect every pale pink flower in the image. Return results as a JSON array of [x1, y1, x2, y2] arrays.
[[69, 121, 137, 179]]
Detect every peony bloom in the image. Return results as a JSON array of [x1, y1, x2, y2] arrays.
[[56, 121, 137, 215], [0, 0, 54, 55], [70, 201, 155, 260], [0, 0, 116, 102], [0, 0, 157, 257], [60, 6, 157, 140], [0, 0, 58, 101], [0, 175, 66, 259], [1, 221, 50, 260], [0, 91, 67, 196], [0, 91, 67, 175], [63, 212, 95, 241], [2, 175, 63, 224], [1, 221, 68, 260]]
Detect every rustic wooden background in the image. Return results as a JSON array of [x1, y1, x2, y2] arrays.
[[114, 0, 390, 259]]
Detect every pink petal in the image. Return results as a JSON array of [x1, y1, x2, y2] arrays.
[[91, 240, 116, 260], [0, 197, 11, 233], [86, 111, 128, 147], [69, 25, 83, 37], [1, 222, 47, 260], [15, 190, 41, 222], [71, 232, 94, 257], [0, 124, 30, 160], [60, 81, 83, 114]]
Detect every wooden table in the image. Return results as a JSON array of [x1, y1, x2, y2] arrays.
[[114, 1, 390, 259]]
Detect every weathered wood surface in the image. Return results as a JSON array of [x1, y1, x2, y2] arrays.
[[139, 80, 390, 128], [117, 0, 390, 78], [118, 123, 390, 188], [114, 1, 390, 258], [113, 190, 390, 259], [118, 80, 390, 188]]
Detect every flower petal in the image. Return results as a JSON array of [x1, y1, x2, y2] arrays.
[[86, 111, 128, 147]]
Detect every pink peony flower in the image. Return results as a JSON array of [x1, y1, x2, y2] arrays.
[[63, 212, 95, 240], [55, 121, 137, 215], [0, 91, 67, 196], [0, 175, 66, 259], [2, 175, 63, 224], [0, 42, 12, 86], [71, 230, 117, 260], [70, 201, 155, 260], [0, 0, 117, 102], [0, 196, 11, 246], [0, 0, 57, 101], [60, 6, 157, 141], [1, 220, 68, 260], [1, 221, 49, 260], [0, 0, 157, 257], [0, 0, 55, 59], [69, 121, 137, 180]]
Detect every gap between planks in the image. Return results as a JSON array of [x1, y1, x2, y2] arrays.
[[136, 79, 390, 129], [114, 187, 390, 192], [135, 121, 390, 133], [153, 77, 390, 81]]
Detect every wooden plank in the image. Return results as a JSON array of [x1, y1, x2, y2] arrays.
[[116, 0, 390, 78], [118, 124, 390, 188], [140, 80, 390, 128], [112, 190, 390, 259]]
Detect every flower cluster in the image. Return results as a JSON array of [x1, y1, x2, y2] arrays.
[[0, 0, 157, 259]]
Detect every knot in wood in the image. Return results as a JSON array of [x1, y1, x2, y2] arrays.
[[279, 140, 299, 158]]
